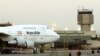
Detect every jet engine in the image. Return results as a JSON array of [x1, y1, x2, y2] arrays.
[[8, 38, 34, 48], [25, 41, 34, 48]]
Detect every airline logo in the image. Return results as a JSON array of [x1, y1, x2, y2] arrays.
[[26, 31, 40, 35]]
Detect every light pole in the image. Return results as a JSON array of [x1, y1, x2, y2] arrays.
[[63, 31, 69, 56]]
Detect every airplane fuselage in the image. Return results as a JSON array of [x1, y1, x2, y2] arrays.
[[0, 25, 59, 45]]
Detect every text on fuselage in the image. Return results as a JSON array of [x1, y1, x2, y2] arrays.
[[26, 31, 40, 35]]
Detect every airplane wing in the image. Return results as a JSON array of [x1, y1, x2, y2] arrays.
[[0, 32, 10, 36]]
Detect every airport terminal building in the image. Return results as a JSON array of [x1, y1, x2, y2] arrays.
[[54, 9, 100, 49]]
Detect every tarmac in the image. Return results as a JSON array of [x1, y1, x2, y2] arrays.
[[0, 49, 100, 56]]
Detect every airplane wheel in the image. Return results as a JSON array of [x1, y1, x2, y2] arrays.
[[33, 48, 38, 54], [40, 48, 44, 53], [1, 49, 12, 54], [33, 50, 37, 54]]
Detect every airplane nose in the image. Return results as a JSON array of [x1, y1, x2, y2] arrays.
[[54, 32, 60, 40], [57, 34, 60, 40], [53, 31, 60, 40]]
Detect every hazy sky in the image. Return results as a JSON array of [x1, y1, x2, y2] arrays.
[[0, 0, 100, 32]]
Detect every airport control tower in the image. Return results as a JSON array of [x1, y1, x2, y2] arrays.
[[78, 9, 94, 31]]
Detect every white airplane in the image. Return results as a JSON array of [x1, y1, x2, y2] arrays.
[[0, 25, 60, 54]]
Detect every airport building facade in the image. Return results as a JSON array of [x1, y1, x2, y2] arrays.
[[54, 9, 100, 49]]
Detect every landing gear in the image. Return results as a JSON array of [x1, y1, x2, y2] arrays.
[[33, 48, 38, 54], [40, 45, 45, 53], [40, 47, 44, 53], [33, 45, 45, 54], [0, 49, 12, 54]]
